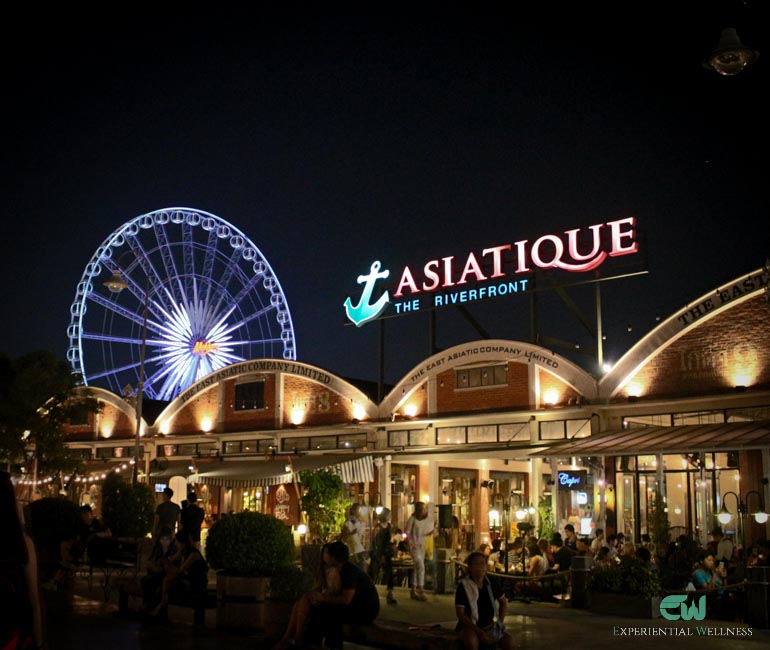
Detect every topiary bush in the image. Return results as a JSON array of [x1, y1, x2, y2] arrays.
[[206, 511, 294, 577], [101, 473, 155, 538], [26, 497, 79, 546]]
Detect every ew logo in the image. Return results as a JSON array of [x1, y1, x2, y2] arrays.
[[659, 595, 707, 621]]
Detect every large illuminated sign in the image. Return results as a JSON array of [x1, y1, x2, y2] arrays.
[[344, 217, 639, 326]]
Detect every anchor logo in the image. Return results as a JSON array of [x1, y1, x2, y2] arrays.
[[344, 261, 391, 327]]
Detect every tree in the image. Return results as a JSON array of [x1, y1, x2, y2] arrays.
[[0, 351, 100, 477], [299, 468, 351, 543]]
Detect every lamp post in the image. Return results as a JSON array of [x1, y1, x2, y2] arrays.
[[104, 262, 150, 486], [717, 490, 769, 549]]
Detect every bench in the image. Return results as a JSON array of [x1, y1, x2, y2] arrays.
[[117, 578, 216, 626]]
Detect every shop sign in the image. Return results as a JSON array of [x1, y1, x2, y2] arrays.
[[659, 595, 707, 621], [344, 217, 639, 326], [557, 470, 587, 490]]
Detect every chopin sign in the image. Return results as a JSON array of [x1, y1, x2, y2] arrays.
[[344, 217, 639, 326]]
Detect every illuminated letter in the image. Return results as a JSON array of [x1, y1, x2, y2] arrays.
[[422, 260, 441, 291], [556, 225, 607, 271], [394, 266, 419, 297], [482, 244, 510, 278], [457, 252, 487, 285], [441, 256, 455, 288], [531, 235, 564, 268], [608, 217, 638, 256], [514, 240, 530, 273]]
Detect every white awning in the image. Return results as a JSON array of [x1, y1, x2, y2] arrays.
[[180, 453, 376, 487]]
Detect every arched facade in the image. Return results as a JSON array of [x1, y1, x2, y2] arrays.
[[52, 267, 770, 550]]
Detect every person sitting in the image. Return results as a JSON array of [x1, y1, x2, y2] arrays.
[[526, 543, 548, 578], [273, 543, 339, 649], [150, 529, 208, 617], [455, 551, 513, 650], [73, 504, 114, 565], [274, 541, 379, 650], [594, 546, 615, 569], [141, 526, 178, 611], [692, 551, 726, 593]]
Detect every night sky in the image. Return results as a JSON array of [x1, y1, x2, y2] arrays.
[[3, 11, 768, 390]]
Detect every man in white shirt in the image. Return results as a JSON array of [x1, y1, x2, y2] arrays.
[[406, 501, 435, 601], [590, 529, 607, 556], [341, 503, 367, 570]]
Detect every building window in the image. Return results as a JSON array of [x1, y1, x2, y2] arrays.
[[539, 421, 566, 441], [673, 410, 725, 425], [437, 427, 466, 445], [467, 425, 497, 444], [282, 437, 310, 452], [234, 381, 265, 411], [388, 430, 409, 448], [455, 364, 507, 389], [409, 429, 433, 447], [499, 422, 529, 443]]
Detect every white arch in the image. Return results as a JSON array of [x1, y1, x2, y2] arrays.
[[156, 358, 379, 427], [599, 267, 769, 399], [380, 339, 597, 416]]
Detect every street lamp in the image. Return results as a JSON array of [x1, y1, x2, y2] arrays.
[[718, 490, 768, 526], [718, 490, 769, 550], [104, 263, 150, 485]]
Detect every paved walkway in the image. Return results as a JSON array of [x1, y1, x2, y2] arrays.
[[43, 581, 770, 650]]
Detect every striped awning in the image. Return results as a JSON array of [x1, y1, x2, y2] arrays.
[[180, 454, 376, 488], [528, 420, 770, 457]]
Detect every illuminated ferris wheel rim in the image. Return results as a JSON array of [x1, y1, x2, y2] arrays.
[[67, 207, 296, 400]]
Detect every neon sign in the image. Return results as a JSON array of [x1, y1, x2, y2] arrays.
[[344, 217, 639, 327], [557, 471, 586, 489], [192, 341, 220, 356]]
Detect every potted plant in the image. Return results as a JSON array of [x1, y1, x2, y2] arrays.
[[298, 468, 350, 576], [205, 511, 294, 630], [264, 565, 314, 642], [588, 557, 663, 618]]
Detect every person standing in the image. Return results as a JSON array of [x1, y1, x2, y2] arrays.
[[341, 503, 367, 571], [154, 487, 181, 537], [406, 501, 435, 601], [370, 508, 397, 605], [180, 491, 205, 549]]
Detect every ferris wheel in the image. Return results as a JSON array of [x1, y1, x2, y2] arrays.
[[67, 207, 296, 401]]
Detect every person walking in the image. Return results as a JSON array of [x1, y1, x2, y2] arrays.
[[406, 501, 435, 601]]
